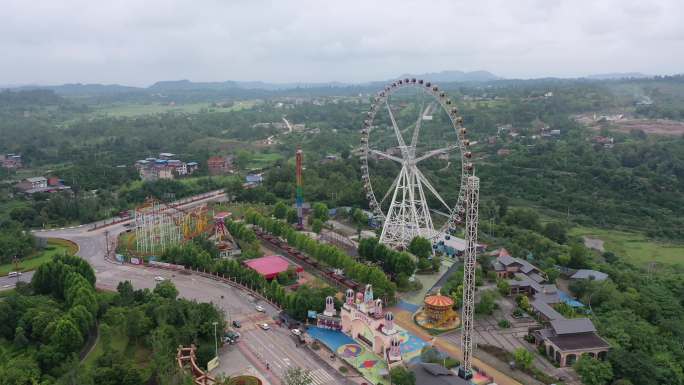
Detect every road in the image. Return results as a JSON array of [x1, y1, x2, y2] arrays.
[[30, 192, 344, 385]]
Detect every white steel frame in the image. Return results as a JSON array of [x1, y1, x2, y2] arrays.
[[460, 176, 480, 379], [360, 79, 474, 250]]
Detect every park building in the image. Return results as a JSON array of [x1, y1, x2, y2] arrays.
[[531, 318, 610, 367]]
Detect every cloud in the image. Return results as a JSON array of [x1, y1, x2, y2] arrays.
[[1, 0, 683, 86]]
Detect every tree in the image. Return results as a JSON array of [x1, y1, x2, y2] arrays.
[[496, 279, 510, 296], [390, 366, 416, 385], [475, 290, 498, 315], [283, 367, 313, 385], [495, 195, 509, 220], [13, 326, 29, 349], [543, 222, 567, 244], [52, 317, 84, 354], [312, 219, 323, 234], [516, 295, 531, 312], [513, 347, 534, 370], [312, 203, 329, 222], [273, 201, 288, 219], [286, 209, 298, 224], [574, 355, 613, 385], [154, 280, 179, 300], [408, 236, 432, 259]]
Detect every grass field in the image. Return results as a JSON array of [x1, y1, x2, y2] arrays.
[[90, 100, 258, 117], [570, 226, 684, 267], [247, 152, 283, 169], [0, 238, 78, 276]]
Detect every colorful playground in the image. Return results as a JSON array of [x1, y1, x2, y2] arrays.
[[308, 326, 426, 384]]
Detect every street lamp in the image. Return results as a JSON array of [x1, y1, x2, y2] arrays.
[[212, 321, 219, 359]]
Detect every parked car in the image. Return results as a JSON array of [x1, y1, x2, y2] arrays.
[[8, 271, 22, 278], [154, 276, 165, 282], [232, 320, 241, 328], [291, 329, 302, 336], [259, 323, 270, 330], [255, 305, 265, 312]]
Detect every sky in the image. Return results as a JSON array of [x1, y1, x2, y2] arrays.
[[2, 0, 684, 86]]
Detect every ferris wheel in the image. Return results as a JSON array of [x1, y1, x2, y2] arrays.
[[360, 78, 474, 250]]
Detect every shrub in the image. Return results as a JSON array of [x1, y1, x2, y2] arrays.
[[498, 319, 511, 328]]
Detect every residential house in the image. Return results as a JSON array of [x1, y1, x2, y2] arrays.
[[207, 155, 235, 175]]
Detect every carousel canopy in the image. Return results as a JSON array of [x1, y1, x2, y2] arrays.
[[424, 294, 454, 308]]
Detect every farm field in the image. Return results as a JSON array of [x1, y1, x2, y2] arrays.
[[90, 100, 258, 117], [570, 226, 684, 267]]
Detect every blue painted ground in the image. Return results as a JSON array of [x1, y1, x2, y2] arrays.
[[396, 300, 420, 313], [307, 327, 357, 351], [559, 290, 585, 308]]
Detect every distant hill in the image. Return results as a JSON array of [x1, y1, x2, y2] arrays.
[[398, 70, 501, 82], [584, 72, 651, 80], [15, 83, 140, 96]]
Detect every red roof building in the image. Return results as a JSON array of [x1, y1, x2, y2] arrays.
[[244, 255, 302, 280]]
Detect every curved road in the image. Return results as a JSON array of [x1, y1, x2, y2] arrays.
[[30, 193, 344, 385]]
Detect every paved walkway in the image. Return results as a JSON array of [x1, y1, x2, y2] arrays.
[[392, 310, 524, 385]]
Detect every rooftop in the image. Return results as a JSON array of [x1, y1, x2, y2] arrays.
[[26, 176, 47, 183], [424, 294, 454, 308], [551, 318, 596, 335], [548, 332, 610, 351], [570, 269, 608, 281], [244, 255, 296, 280], [410, 363, 470, 385]]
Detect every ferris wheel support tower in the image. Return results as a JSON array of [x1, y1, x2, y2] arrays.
[[459, 175, 480, 380]]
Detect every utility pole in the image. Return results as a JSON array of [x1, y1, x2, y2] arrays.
[[459, 176, 479, 380], [104, 230, 110, 258], [212, 321, 219, 359]]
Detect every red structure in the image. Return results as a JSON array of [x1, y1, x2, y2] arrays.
[[295, 148, 304, 229], [244, 255, 302, 280]]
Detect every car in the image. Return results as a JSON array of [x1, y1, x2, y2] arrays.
[[255, 305, 265, 312], [8, 271, 21, 278], [154, 276, 165, 282], [291, 328, 302, 336], [259, 323, 270, 330], [232, 320, 241, 328]]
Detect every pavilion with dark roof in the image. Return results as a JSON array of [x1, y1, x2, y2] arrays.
[[532, 318, 610, 367]]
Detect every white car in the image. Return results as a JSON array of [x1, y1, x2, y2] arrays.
[[154, 276, 166, 282], [259, 323, 270, 330], [255, 305, 265, 312], [8, 271, 22, 278], [291, 328, 302, 336]]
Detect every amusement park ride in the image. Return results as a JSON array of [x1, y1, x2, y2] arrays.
[[361, 79, 481, 379], [128, 199, 229, 257]]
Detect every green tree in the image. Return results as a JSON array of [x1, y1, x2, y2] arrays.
[[13, 326, 29, 349], [52, 317, 84, 354], [390, 366, 416, 385], [312, 203, 329, 222], [283, 367, 313, 385], [154, 280, 179, 300], [286, 208, 298, 224], [408, 236, 432, 259], [513, 347, 534, 370], [475, 290, 498, 315], [574, 355, 614, 385], [273, 201, 288, 219], [543, 222, 567, 244], [312, 219, 323, 234], [496, 279, 510, 296]]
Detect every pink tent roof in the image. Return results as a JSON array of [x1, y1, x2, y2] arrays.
[[244, 255, 291, 279]]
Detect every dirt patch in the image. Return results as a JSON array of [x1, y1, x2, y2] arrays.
[[583, 236, 605, 252], [576, 114, 684, 136]]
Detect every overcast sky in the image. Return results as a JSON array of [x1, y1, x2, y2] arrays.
[[2, 0, 683, 86]]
